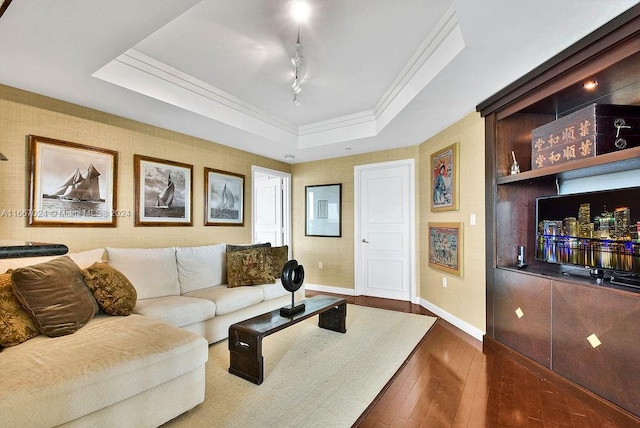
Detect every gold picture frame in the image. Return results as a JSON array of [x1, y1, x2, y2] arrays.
[[204, 167, 244, 226], [428, 222, 463, 276], [134, 154, 193, 226], [27, 135, 118, 227], [430, 142, 459, 212]]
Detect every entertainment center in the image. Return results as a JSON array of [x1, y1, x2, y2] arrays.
[[477, 5, 640, 424]]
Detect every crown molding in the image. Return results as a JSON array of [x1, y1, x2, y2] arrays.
[[92, 5, 464, 149]]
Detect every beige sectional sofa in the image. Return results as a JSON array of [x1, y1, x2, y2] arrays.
[[0, 243, 300, 427]]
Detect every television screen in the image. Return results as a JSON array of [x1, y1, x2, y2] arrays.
[[535, 186, 640, 275]]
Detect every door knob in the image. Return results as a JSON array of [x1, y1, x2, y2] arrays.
[[362, 239, 369, 243]]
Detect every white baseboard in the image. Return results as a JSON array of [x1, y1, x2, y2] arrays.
[[304, 283, 356, 296], [419, 298, 484, 342], [304, 283, 484, 343]]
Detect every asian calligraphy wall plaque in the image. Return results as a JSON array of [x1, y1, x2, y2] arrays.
[[530, 103, 640, 170]]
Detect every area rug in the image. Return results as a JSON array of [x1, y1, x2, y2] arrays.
[[163, 304, 437, 428]]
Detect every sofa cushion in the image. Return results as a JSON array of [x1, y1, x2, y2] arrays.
[[176, 244, 226, 294], [184, 285, 264, 316], [10, 256, 98, 337], [133, 296, 216, 328], [254, 278, 290, 301], [0, 272, 39, 347], [269, 245, 289, 278], [226, 247, 275, 288], [83, 262, 137, 316], [106, 247, 179, 300], [0, 314, 208, 428]]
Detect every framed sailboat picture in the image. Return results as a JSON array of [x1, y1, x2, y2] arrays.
[[205, 168, 244, 226], [134, 155, 193, 226], [27, 135, 118, 227]]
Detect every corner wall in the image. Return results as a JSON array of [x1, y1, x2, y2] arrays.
[[0, 84, 290, 251], [419, 112, 486, 335], [291, 147, 420, 290], [293, 112, 486, 335]]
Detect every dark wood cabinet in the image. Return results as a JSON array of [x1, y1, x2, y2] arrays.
[[494, 269, 551, 367], [552, 280, 640, 417], [478, 5, 640, 420]]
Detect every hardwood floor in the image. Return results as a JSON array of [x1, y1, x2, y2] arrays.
[[305, 291, 640, 428]]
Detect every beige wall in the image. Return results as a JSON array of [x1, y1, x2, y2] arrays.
[[292, 112, 485, 332], [0, 85, 290, 252], [0, 84, 486, 332], [291, 147, 420, 289], [419, 112, 486, 332]]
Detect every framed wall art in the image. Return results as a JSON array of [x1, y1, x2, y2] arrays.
[[205, 167, 244, 226], [27, 135, 118, 227], [428, 222, 463, 276], [305, 183, 341, 237], [134, 154, 192, 226], [430, 142, 459, 212]]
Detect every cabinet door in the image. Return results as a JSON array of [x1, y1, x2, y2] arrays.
[[552, 280, 640, 416], [494, 269, 551, 367]]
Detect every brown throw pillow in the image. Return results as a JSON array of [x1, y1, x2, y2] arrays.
[[0, 272, 39, 347], [226, 247, 275, 288], [82, 262, 137, 316], [11, 256, 98, 337], [226, 242, 271, 253], [270, 245, 289, 279]]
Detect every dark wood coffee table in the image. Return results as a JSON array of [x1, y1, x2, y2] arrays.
[[228, 295, 347, 384]]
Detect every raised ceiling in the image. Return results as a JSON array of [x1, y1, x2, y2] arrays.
[[0, 0, 638, 163]]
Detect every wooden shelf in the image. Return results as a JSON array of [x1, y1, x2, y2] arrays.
[[497, 146, 640, 184]]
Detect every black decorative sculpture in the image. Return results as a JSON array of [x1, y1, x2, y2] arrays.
[[279, 259, 306, 316]]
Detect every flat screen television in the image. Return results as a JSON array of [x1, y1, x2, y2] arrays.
[[535, 186, 640, 287]]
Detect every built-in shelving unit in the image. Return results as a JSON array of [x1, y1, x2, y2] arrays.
[[477, 5, 640, 424]]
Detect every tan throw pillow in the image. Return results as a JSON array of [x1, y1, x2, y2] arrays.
[[226, 247, 275, 288], [11, 256, 98, 337], [0, 272, 39, 347], [83, 262, 137, 316], [270, 245, 289, 279]]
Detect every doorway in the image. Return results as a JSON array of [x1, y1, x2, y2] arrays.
[[354, 159, 416, 302], [252, 166, 291, 249]]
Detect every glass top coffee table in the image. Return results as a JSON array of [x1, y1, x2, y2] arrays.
[[228, 295, 347, 384]]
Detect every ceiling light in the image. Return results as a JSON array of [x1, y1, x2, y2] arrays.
[[289, 4, 308, 106], [583, 80, 598, 90], [284, 154, 296, 162], [291, 1, 310, 23]]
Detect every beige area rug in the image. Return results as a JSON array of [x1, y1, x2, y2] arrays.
[[164, 305, 437, 428]]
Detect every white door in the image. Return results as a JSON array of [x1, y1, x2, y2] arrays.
[[252, 167, 291, 248], [355, 160, 415, 301]]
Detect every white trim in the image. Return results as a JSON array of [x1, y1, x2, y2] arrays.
[[251, 166, 291, 250], [354, 159, 416, 303], [304, 283, 356, 297], [419, 297, 484, 342], [91, 8, 464, 150]]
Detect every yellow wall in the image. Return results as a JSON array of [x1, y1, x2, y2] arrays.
[[0, 85, 290, 251], [0, 83, 485, 332], [419, 112, 486, 331], [291, 146, 420, 288], [292, 112, 485, 332]]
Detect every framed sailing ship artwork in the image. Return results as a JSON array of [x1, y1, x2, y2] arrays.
[[27, 135, 118, 227], [204, 168, 244, 226], [430, 142, 459, 212], [134, 155, 193, 226], [428, 222, 463, 276], [305, 183, 342, 237]]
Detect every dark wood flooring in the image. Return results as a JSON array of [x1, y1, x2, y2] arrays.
[[305, 290, 640, 428]]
